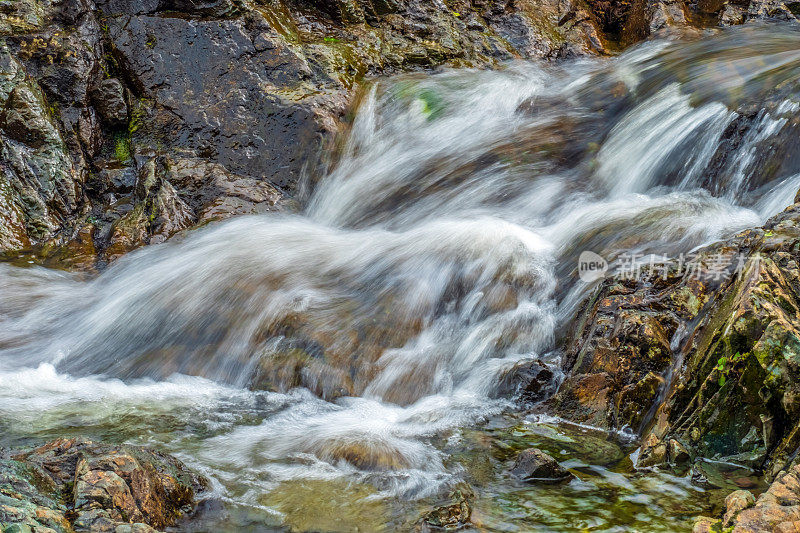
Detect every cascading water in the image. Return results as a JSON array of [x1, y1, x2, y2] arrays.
[[2, 23, 800, 532]]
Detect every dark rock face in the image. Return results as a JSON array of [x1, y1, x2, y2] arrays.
[[509, 447, 574, 482], [494, 359, 556, 404], [0, 437, 207, 532], [90, 78, 128, 127], [102, 9, 326, 189]]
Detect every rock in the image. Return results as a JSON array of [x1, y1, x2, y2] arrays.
[[668, 438, 691, 465], [637, 433, 669, 468], [721, 466, 800, 531], [494, 359, 556, 403], [91, 78, 128, 126], [553, 199, 800, 478], [693, 515, 720, 533], [322, 441, 408, 471], [0, 43, 82, 249], [724, 489, 756, 527], [0, 437, 208, 533], [416, 485, 473, 532], [719, 3, 746, 24], [1, 0, 792, 266], [1, 85, 55, 147], [0, 0, 611, 265], [509, 448, 574, 483], [548, 299, 677, 430]]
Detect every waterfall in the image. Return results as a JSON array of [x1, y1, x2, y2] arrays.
[[1, 22, 799, 517]]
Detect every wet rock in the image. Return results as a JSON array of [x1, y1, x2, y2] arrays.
[[90, 78, 128, 127], [1, 0, 793, 269], [723, 489, 756, 527], [324, 441, 408, 470], [554, 198, 800, 479], [509, 448, 574, 483], [0, 0, 611, 264], [416, 485, 473, 532], [0, 437, 207, 533], [719, 3, 746, 24], [494, 359, 556, 403], [0, 44, 82, 249], [693, 515, 720, 533], [548, 292, 679, 430], [668, 438, 691, 465], [637, 434, 669, 468], [1, 85, 55, 147]]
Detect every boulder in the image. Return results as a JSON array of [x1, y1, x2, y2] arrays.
[[494, 359, 556, 403], [90, 78, 128, 126], [724, 489, 757, 527], [509, 448, 574, 482]]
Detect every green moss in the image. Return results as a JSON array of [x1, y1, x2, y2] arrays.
[[113, 133, 131, 163], [255, 1, 301, 43], [128, 100, 147, 136]]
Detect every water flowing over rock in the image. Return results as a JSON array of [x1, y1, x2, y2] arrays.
[[0, 0, 609, 267], [0, 0, 795, 267], [552, 195, 800, 480]]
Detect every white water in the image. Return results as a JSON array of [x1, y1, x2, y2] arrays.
[[2, 24, 800, 526]]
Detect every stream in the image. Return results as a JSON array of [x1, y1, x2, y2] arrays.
[[2, 23, 800, 532]]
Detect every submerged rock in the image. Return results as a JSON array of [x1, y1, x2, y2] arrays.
[[510, 447, 574, 483], [0, 437, 208, 533], [416, 485, 473, 532]]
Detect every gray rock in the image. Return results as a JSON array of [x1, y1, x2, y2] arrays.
[[510, 448, 574, 483], [91, 78, 128, 126]]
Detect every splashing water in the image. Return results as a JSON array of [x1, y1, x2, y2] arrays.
[[2, 23, 800, 531]]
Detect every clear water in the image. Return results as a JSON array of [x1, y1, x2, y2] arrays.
[[1, 23, 799, 532]]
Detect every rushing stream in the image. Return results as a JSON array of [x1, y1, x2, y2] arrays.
[[2, 23, 800, 532]]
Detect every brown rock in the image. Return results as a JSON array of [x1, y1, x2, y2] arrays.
[[417, 485, 473, 532], [9, 437, 207, 532], [725, 466, 800, 532], [724, 490, 756, 527], [693, 516, 720, 533]]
